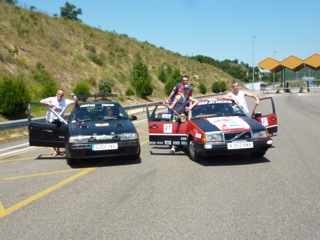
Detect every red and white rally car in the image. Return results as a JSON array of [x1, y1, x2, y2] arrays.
[[146, 97, 277, 161]]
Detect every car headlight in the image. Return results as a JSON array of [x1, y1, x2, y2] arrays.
[[202, 132, 222, 143], [69, 135, 91, 143], [252, 130, 267, 139], [120, 133, 139, 140]]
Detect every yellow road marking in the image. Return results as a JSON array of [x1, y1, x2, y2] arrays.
[[0, 139, 150, 218], [0, 157, 38, 163], [0, 202, 6, 217], [0, 169, 81, 181], [0, 166, 97, 218]]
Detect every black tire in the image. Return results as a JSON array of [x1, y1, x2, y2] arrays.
[[66, 158, 76, 165], [188, 138, 201, 162], [251, 151, 266, 158], [130, 153, 140, 160]]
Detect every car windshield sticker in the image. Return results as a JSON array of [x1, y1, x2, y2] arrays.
[[162, 114, 172, 119], [163, 124, 173, 133], [102, 104, 115, 107], [198, 100, 232, 106], [261, 117, 268, 126], [207, 116, 251, 130]]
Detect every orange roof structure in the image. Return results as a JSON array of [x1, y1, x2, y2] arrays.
[[258, 57, 282, 73], [304, 53, 320, 70], [281, 55, 304, 71], [258, 53, 320, 72]]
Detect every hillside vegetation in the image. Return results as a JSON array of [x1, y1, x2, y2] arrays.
[[0, 3, 234, 99]]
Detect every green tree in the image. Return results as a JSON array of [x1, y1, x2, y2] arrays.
[[134, 77, 153, 98], [130, 55, 153, 98], [163, 68, 181, 95], [31, 62, 57, 99], [0, 0, 18, 5], [60, 2, 82, 21], [0, 75, 30, 118]]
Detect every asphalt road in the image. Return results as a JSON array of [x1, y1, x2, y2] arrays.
[[0, 92, 320, 240]]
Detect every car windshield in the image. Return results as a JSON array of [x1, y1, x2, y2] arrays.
[[71, 103, 128, 122], [191, 100, 245, 119]]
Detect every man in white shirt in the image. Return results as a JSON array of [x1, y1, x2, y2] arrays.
[[223, 81, 259, 115], [40, 90, 78, 156]]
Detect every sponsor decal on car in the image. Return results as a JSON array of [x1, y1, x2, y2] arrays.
[[207, 116, 251, 131]]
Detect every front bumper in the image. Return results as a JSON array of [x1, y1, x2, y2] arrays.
[[194, 138, 273, 156], [65, 140, 140, 159]]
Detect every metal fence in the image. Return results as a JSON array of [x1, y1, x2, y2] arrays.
[[0, 94, 222, 131]]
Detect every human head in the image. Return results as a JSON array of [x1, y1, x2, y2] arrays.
[[106, 107, 113, 116], [182, 85, 191, 94], [232, 82, 240, 92], [56, 90, 64, 102], [181, 75, 189, 86]]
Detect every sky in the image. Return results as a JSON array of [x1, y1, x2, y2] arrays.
[[18, 0, 320, 70]]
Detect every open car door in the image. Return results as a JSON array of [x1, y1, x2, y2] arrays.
[[146, 103, 188, 146], [28, 103, 68, 148], [251, 96, 278, 136]]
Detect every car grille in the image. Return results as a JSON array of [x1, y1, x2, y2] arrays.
[[223, 131, 252, 141], [88, 134, 121, 142]]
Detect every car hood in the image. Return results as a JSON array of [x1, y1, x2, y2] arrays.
[[191, 116, 265, 132], [69, 119, 137, 136]]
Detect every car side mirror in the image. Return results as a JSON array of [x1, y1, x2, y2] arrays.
[[130, 115, 137, 121], [252, 112, 262, 118]]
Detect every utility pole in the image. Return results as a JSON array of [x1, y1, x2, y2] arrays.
[[252, 36, 256, 90]]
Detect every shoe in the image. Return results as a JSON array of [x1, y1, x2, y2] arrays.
[[170, 149, 175, 154], [53, 151, 57, 156]]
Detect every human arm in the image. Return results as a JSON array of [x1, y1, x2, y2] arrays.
[[166, 90, 175, 103], [185, 97, 199, 112], [168, 95, 180, 110], [40, 97, 55, 108], [244, 92, 260, 105], [223, 92, 238, 103], [71, 95, 78, 105]]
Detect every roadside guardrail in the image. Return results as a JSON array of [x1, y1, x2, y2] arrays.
[[0, 93, 224, 131]]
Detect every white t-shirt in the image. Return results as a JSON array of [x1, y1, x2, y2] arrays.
[[44, 97, 74, 122], [231, 90, 249, 115]]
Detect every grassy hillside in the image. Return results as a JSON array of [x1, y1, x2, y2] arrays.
[[0, 2, 233, 105]]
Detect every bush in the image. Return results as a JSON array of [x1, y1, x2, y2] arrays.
[[98, 77, 115, 94], [198, 82, 207, 94], [73, 81, 90, 101], [0, 75, 31, 118], [125, 87, 134, 98], [211, 81, 227, 93]]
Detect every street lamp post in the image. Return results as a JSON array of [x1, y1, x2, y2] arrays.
[[252, 36, 256, 90], [273, 51, 276, 89]]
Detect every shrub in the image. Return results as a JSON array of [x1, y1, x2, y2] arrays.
[[73, 81, 90, 101], [198, 82, 207, 94], [0, 75, 31, 118], [125, 87, 134, 98], [98, 77, 115, 94], [211, 81, 227, 93]]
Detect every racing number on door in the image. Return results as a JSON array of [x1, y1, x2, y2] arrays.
[[164, 124, 173, 133], [261, 117, 268, 127]]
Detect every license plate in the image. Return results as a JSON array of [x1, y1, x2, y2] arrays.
[[92, 143, 118, 151], [227, 141, 253, 149]]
